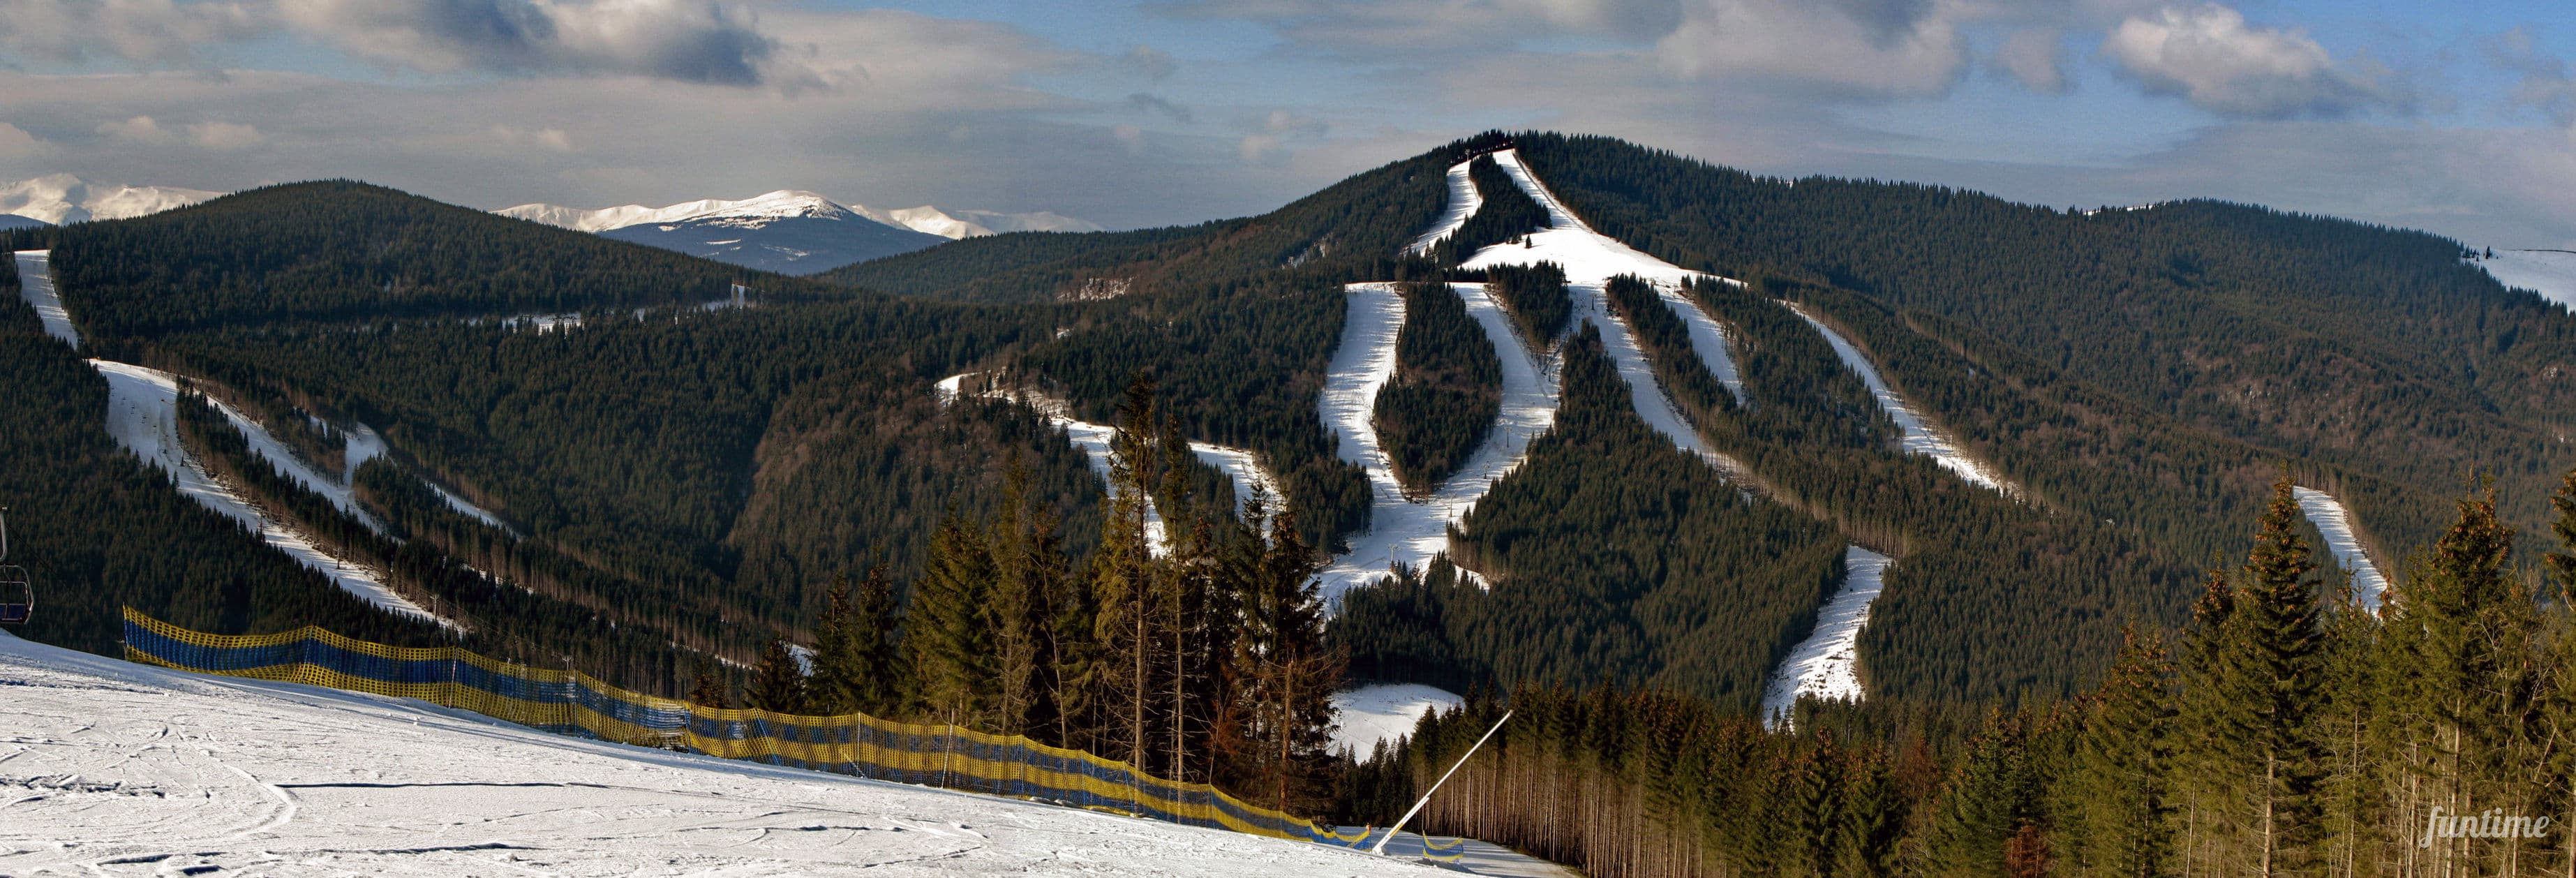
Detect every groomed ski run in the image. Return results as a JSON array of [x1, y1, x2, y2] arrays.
[[1782, 302, 2011, 495], [1313, 281, 1561, 600], [1330, 681, 1466, 756], [14, 250, 78, 347], [2291, 486, 2392, 609], [0, 629, 1563, 877], [1759, 546, 1893, 725], [93, 360, 441, 626], [1405, 158, 1485, 256]]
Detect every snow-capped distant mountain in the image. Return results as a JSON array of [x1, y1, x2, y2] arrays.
[[496, 191, 1101, 275], [2471, 248, 2576, 311], [0, 174, 222, 225]]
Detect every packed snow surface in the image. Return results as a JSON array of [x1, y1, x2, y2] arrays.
[[1760, 546, 1893, 724], [1457, 150, 1702, 288], [92, 361, 439, 625], [2474, 248, 2576, 311], [1405, 159, 1484, 255], [14, 250, 77, 346], [0, 174, 218, 225], [2292, 486, 2391, 609], [1331, 683, 1465, 756], [1314, 283, 1561, 600], [0, 631, 1491, 877], [1784, 302, 2009, 494]]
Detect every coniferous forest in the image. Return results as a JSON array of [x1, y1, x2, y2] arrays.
[[13, 127, 2576, 871]]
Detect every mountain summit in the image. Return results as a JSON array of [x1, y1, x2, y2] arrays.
[[496, 191, 1101, 275], [0, 174, 222, 227]]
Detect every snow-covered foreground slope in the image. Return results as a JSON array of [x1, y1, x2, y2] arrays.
[[1783, 302, 2010, 494], [1759, 546, 1893, 724], [1406, 159, 1484, 255], [2292, 486, 2391, 609], [2472, 248, 2576, 311], [93, 361, 438, 625], [0, 632, 1466, 877], [1315, 283, 1561, 600], [14, 251, 77, 346], [1331, 683, 1465, 755]]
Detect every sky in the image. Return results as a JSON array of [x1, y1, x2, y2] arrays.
[[0, 0, 2570, 247]]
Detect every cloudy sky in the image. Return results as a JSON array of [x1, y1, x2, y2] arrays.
[[1, 0, 2570, 246]]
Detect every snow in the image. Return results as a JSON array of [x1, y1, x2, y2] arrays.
[[937, 373, 1286, 556], [1331, 683, 1464, 756], [0, 630, 1495, 877], [91, 361, 442, 627], [1314, 283, 1561, 601], [869, 205, 1106, 239], [2473, 248, 2576, 311], [2291, 486, 2391, 610], [0, 174, 219, 225], [500, 192, 1100, 241], [1405, 159, 1484, 255], [14, 250, 78, 346], [1782, 302, 2010, 494], [1760, 546, 1893, 725], [1456, 150, 1702, 289], [1659, 286, 1746, 407]]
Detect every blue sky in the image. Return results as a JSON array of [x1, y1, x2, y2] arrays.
[[0, 0, 2570, 246]]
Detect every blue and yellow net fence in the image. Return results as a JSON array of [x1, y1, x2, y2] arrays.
[[121, 607, 1364, 845]]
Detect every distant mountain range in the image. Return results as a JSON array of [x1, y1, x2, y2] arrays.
[[496, 191, 1102, 275], [0, 174, 223, 227]]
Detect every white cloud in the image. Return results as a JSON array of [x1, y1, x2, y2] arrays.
[[0, 123, 44, 157], [1997, 27, 2068, 94], [96, 115, 177, 144], [2101, 3, 2400, 118], [0, 0, 269, 68], [186, 120, 264, 149], [274, 0, 797, 87], [493, 124, 575, 151]]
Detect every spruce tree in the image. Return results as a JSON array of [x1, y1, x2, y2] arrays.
[[748, 636, 809, 715], [807, 572, 864, 715], [2210, 476, 2327, 877], [2057, 626, 2175, 877], [911, 513, 998, 726]]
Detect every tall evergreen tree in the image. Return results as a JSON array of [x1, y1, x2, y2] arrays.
[[748, 636, 809, 715], [807, 572, 865, 715], [2057, 627, 2175, 877], [911, 513, 999, 725], [2187, 475, 2328, 876]]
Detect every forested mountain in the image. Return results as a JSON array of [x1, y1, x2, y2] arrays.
[[15, 129, 2576, 867]]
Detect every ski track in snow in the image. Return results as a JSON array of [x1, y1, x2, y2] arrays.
[[1782, 302, 2009, 494], [1330, 682, 1464, 756], [1760, 546, 1893, 725], [14, 250, 79, 347], [92, 361, 442, 627], [1314, 283, 1560, 601], [2291, 486, 2391, 610], [937, 374, 1285, 556], [1404, 159, 1484, 255], [2473, 249, 2576, 311], [0, 630, 1558, 877]]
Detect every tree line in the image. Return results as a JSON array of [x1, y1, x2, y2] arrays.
[[1376, 280, 1504, 496]]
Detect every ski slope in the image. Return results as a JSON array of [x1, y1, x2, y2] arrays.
[[2473, 248, 2576, 311], [2291, 486, 2391, 609], [1759, 546, 1893, 724], [1405, 159, 1484, 255], [1314, 283, 1561, 600], [93, 361, 440, 625], [1331, 682, 1465, 755], [15, 250, 78, 347], [0, 630, 1477, 877], [1782, 302, 2010, 494]]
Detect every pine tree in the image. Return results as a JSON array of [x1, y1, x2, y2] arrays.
[[2057, 626, 2175, 877], [2210, 476, 2327, 877], [687, 666, 731, 710], [1090, 371, 1164, 772], [748, 636, 809, 715], [911, 513, 998, 726], [1223, 504, 1343, 816], [807, 572, 865, 715], [989, 459, 1049, 737]]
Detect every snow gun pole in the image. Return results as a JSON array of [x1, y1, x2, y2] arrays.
[[1371, 708, 1511, 856]]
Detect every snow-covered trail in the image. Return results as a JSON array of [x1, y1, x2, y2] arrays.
[[2291, 486, 2391, 609], [1314, 283, 1561, 600], [1782, 302, 2010, 494], [1759, 546, 1893, 724], [938, 373, 1286, 554], [13, 250, 77, 346], [0, 631, 1483, 878], [2473, 248, 2576, 311], [1454, 149, 1749, 465], [1406, 159, 1484, 256], [92, 362, 440, 625], [1331, 682, 1465, 756]]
